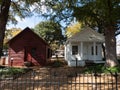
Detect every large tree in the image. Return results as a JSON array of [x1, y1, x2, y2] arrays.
[[0, 0, 39, 56], [34, 0, 120, 67], [0, 0, 11, 56], [34, 20, 64, 46]]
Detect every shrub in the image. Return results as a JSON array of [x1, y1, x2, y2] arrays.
[[83, 64, 120, 73], [52, 60, 67, 67], [0, 67, 29, 78]]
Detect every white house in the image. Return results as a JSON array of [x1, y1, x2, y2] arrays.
[[64, 27, 105, 67]]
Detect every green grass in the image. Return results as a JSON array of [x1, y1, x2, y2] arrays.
[[83, 64, 120, 73], [0, 67, 30, 78]]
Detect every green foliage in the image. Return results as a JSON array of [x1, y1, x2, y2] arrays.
[[47, 60, 67, 67], [52, 60, 62, 67], [34, 20, 63, 42], [66, 22, 82, 38], [84, 64, 120, 73], [35, 0, 120, 34], [9, 0, 40, 24], [34, 20, 65, 50], [105, 66, 120, 73], [0, 67, 28, 77]]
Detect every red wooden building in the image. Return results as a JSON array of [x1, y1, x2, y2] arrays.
[[8, 27, 51, 67]]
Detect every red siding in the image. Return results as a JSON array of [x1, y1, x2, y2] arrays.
[[8, 48, 24, 66], [8, 27, 50, 67]]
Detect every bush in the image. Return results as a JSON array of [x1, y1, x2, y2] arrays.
[[83, 64, 120, 73], [104, 66, 120, 73], [52, 60, 67, 67], [0, 67, 27, 78]]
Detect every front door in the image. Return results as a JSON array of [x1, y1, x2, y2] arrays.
[[24, 47, 35, 63], [24, 47, 45, 66]]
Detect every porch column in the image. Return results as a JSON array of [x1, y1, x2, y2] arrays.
[[80, 42, 83, 60], [93, 42, 96, 60]]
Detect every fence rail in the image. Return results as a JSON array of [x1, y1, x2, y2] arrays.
[[0, 68, 120, 90]]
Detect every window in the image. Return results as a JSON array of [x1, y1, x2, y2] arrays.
[[72, 46, 78, 55], [96, 46, 98, 55], [91, 45, 98, 55], [91, 46, 94, 55]]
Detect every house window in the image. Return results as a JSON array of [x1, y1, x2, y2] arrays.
[[96, 46, 98, 55], [72, 46, 78, 55], [91, 46, 98, 55], [91, 46, 94, 55]]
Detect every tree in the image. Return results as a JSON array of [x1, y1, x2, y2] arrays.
[[66, 22, 82, 38], [0, 0, 40, 57], [0, 0, 11, 56], [34, 0, 120, 67], [34, 20, 64, 50], [4, 28, 22, 43], [3, 28, 21, 50]]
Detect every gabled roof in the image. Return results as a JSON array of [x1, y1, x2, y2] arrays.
[[67, 27, 105, 43], [8, 27, 49, 46]]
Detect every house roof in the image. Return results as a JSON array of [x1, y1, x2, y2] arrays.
[[67, 27, 105, 43], [8, 27, 49, 46]]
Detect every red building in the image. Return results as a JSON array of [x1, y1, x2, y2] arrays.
[[8, 27, 51, 67]]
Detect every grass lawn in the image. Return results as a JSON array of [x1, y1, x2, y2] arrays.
[[0, 66, 31, 78]]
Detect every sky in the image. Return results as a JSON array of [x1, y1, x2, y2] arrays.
[[7, 15, 44, 30]]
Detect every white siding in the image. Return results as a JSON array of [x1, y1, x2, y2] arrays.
[[65, 42, 103, 67]]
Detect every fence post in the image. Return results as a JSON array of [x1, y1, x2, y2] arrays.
[[94, 70, 98, 89], [114, 72, 118, 90], [75, 57, 78, 68]]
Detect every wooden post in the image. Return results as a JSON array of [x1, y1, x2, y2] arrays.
[[93, 42, 96, 60], [76, 57, 78, 68], [81, 42, 83, 60]]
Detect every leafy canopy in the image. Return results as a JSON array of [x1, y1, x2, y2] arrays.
[[66, 22, 82, 38], [7, 0, 40, 25], [34, 20, 64, 45]]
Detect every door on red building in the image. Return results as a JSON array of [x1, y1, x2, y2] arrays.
[[24, 47, 36, 64]]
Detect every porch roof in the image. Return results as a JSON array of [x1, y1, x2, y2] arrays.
[[67, 27, 105, 43]]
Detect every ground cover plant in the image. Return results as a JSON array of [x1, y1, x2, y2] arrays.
[[0, 66, 31, 78], [83, 64, 120, 73]]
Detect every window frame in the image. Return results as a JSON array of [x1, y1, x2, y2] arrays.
[[72, 45, 78, 55]]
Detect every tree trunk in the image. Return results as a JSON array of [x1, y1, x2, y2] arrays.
[[105, 25, 119, 67], [0, 0, 11, 57]]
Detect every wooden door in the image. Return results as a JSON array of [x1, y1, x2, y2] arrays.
[[24, 46, 44, 66], [24, 47, 35, 63]]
